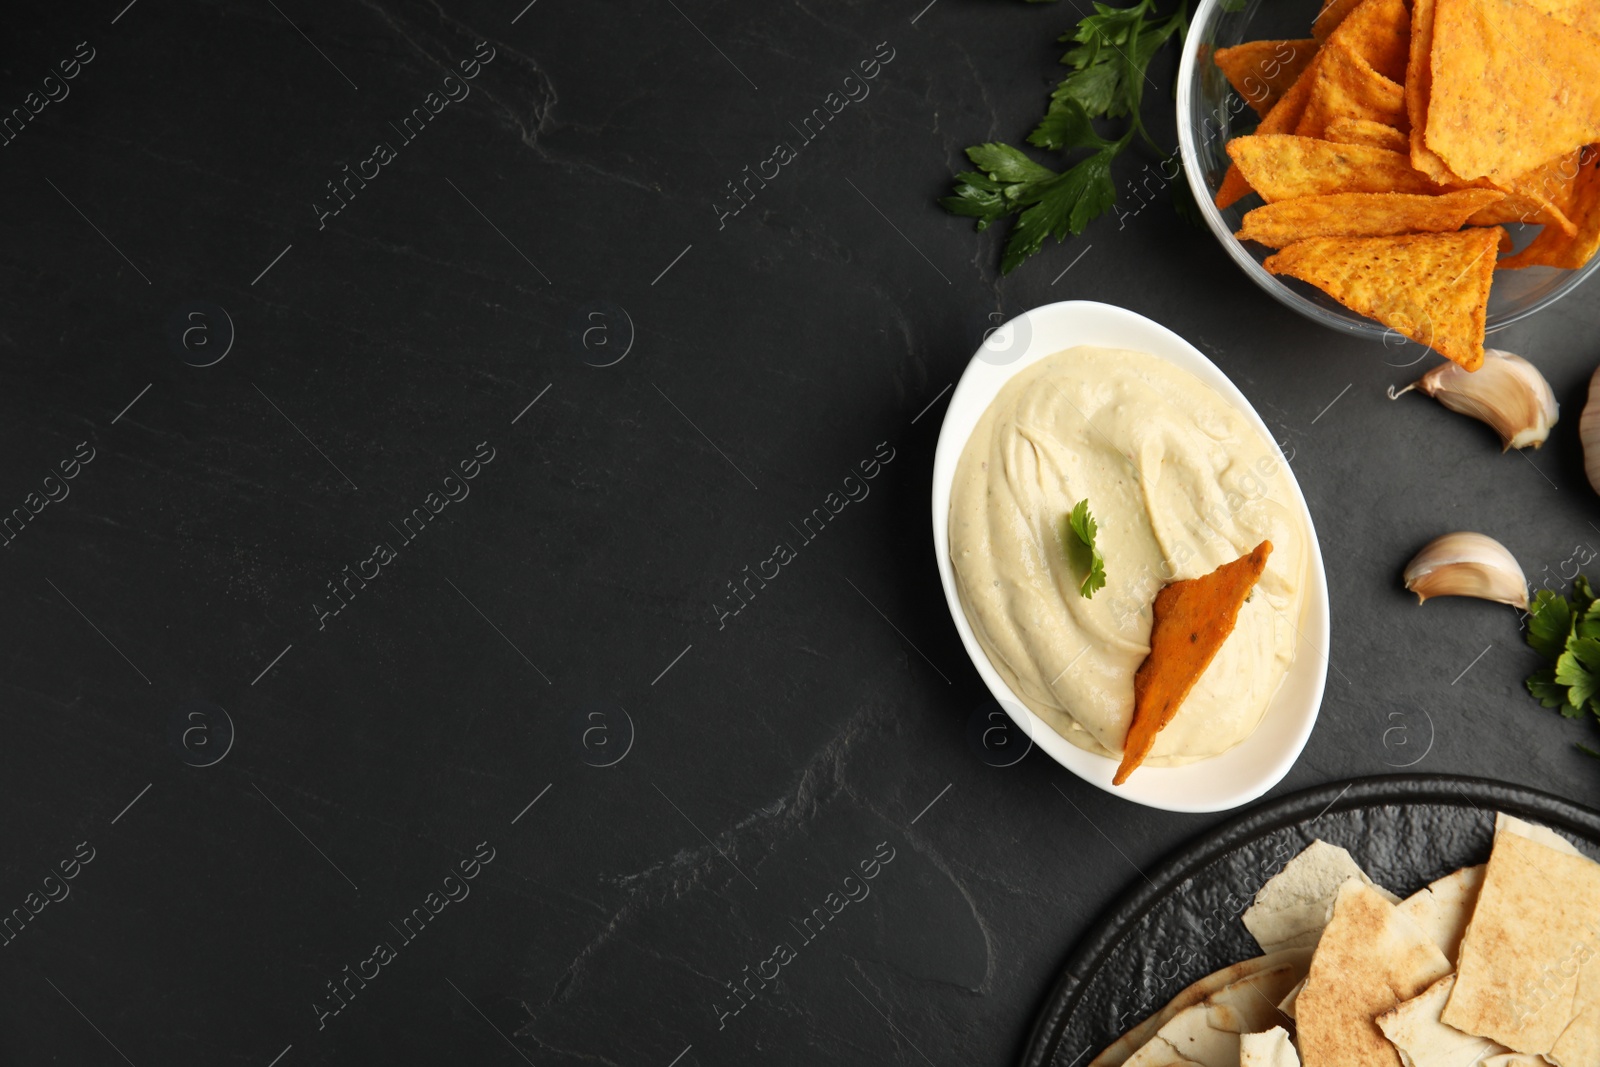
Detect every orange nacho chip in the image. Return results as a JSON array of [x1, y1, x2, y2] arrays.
[[1295, 43, 1407, 139], [1213, 0, 1405, 212], [1115, 542, 1273, 786], [1214, 39, 1319, 117], [1235, 189, 1504, 246], [1227, 135, 1446, 200], [1313, 0, 1367, 41], [1323, 0, 1411, 81], [1426, 0, 1600, 182], [1216, 69, 1320, 209], [1519, 0, 1600, 32], [1324, 116, 1411, 152], [1470, 150, 1584, 234], [1406, 0, 1461, 183], [1265, 228, 1502, 370], [1501, 150, 1600, 268]]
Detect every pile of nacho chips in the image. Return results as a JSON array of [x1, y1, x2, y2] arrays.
[[1212, 0, 1600, 372], [1091, 814, 1600, 1067]]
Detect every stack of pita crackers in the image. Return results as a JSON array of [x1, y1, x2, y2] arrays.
[[1090, 814, 1600, 1067], [1210, 0, 1600, 372]]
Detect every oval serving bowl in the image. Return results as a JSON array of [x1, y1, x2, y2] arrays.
[[931, 301, 1330, 812]]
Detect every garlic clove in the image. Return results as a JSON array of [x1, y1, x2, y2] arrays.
[[1403, 532, 1528, 609], [1387, 348, 1558, 451], [1582, 362, 1600, 497]]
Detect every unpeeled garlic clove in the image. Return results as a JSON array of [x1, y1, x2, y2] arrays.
[[1388, 348, 1558, 450], [1403, 532, 1528, 609], [1582, 362, 1600, 497]]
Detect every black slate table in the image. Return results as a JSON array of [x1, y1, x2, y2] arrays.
[[4, 2, 1599, 1065]]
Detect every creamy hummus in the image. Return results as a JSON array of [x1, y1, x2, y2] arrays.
[[950, 346, 1309, 766]]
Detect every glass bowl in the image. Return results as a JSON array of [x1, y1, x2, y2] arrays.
[[1175, 0, 1600, 340]]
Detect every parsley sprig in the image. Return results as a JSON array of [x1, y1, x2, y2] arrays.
[[941, 0, 1189, 274], [1525, 576, 1600, 754], [1063, 498, 1107, 598]]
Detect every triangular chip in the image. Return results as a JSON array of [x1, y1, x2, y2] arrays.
[[1090, 950, 1313, 1067], [1396, 864, 1485, 964], [1263, 228, 1501, 371], [1426, 0, 1600, 182], [1497, 810, 1585, 856], [1296, 880, 1454, 1067], [1244, 839, 1400, 954], [1379, 975, 1512, 1067], [1236, 190, 1504, 247], [1114, 541, 1271, 785], [1313, 0, 1366, 41], [1127, 961, 1307, 1067], [1215, 39, 1319, 117], [1405, 0, 1461, 183], [1517, 0, 1600, 35], [1501, 150, 1600, 270], [1227, 135, 1447, 201], [1327, 0, 1411, 79], [1294, 43, 1406, 139], [1441, 823, 1600, 1066], [1468, 151, 1583, 234], [1279, 979, 1305, 1020], [1325, 116, 1411, 153], [1240, 1027, 1301, 1067], [1216, 72, 1320, 210]]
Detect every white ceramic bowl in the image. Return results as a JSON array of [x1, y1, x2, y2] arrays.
[[931, 301, 1330, 812]]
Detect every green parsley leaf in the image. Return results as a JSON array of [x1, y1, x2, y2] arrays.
[[1577, 574, 1597, 615], [942, 0, 1188, 273], [1526, 666, 1578, 713], [1556, 637, 1600, 712], [1001, 149, 1118, 273], [1527, 588, 1575, 660], [1063, 498, 1107, 598], [1028, 96, 1116, 152]]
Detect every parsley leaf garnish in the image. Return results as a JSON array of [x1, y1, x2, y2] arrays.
[[942, 0, 1189, 273], [1524, 576, 1600, 745], [1063, 498, 1107, 598]]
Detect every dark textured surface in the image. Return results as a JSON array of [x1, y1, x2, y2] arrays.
[[4, 2, 1600, 1066], [1022, 776, 1600, 1067]]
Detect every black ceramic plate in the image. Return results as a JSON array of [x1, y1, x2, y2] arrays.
[[1019, 775, 1600, 1067]]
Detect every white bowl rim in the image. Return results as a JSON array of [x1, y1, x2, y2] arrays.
[[930, 300, 1331, 813]]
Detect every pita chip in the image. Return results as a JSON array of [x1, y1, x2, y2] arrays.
[[1127, 960, 1306, 1067], [1241, 1027, 1301, 1067], [1244, 840, 1399, 954], [1497, 812, 1585, 856], [1295, 880, 1453, 1067], [1279, 978, 1305, 1020], [1089, 950, 1312, 1067], [1379, 975, 1512, 1067], [1397, 865, 1485, 964], [1442, 829, 1600, 1067]]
